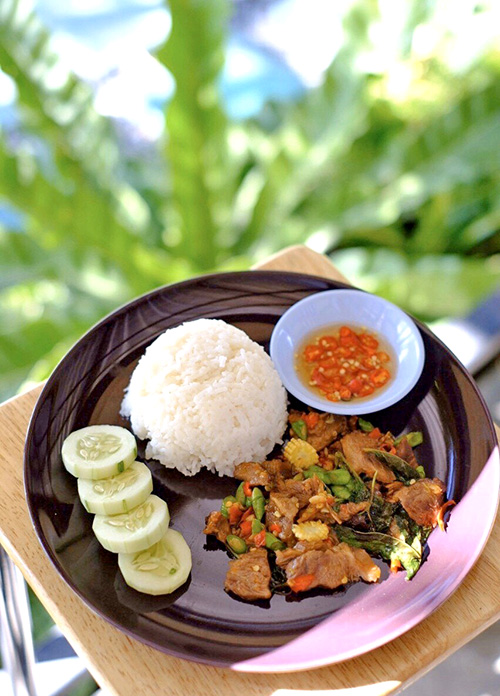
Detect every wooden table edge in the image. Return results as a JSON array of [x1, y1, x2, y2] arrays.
[[0, 244, 499, 696]]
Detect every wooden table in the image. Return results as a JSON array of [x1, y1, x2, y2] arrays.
[[1, 246, 499, 696]]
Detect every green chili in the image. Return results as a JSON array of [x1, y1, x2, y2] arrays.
[[226, 535, 248, 555], [291, 420, 308, 440], [251, 486, 265, 521]]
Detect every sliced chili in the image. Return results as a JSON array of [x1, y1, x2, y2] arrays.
[[253, 530, 266, 547], [228, 504, 243, 526], [288, 573, 315, 593], [239, 520, 253, 537], [303, 412, 320, 429], [299, 325, 393, 402]]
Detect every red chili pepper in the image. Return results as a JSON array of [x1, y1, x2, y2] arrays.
[[437, 500, 456, 531], [319, 336, 338, 348], [369, 368, 390, 387], [303, 412, 319, 429], [304, 345, 322, 362], [347, 378, 363, 394], [360, 334, 379, 349], [339, 386, 351, 401], [240, 520, 252, 537], [240, 507, 254, 522], [253, 530, 266, 547], [243, 482, 252, 497], [269, 523, 282, 534], [288, 573, 315, 592], [228, 504, 243, 526], [302, 326, 392, 403], [369, 427, 382, 439]]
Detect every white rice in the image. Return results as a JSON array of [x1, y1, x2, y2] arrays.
[[120, 319, 288, 476]]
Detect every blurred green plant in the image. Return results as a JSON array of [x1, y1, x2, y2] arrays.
[[1, 0, 500, 401]]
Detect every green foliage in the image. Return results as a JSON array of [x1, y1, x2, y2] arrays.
[[158, 0, 231, 268], [0, 0, 500, 401]]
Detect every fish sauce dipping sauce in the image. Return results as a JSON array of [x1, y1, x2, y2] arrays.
[[270, 289, 425, 415], [296, 324, 396, 404]]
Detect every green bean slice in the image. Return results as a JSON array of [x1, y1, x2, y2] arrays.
[[291, 420, 308, 440], [251, 487, 265, 521], [394, 431, 423, 447], [358, 418, 374, 432], [265, 533, 286, 551], [226, 534, 248, 555], [220, 495, 237, 518], [235, 482, 251, 508], [329, 468, 351, 485], [251, 519, 264, 536]]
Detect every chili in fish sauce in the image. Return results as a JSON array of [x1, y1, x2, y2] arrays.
[[297, 325, 393, 402]]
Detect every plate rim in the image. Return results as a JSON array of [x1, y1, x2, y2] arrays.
[[23, 269, 500, 672]]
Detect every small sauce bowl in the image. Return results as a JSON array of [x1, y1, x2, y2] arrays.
[[270, 289, 425, 415]]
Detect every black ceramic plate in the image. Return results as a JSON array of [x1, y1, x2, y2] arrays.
[[24, 272, 499, 672]]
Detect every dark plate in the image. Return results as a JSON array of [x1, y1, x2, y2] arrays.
[[24, 271, 500, 672]]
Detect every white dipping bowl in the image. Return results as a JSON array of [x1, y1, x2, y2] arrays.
[[270, 288, 425, 415]]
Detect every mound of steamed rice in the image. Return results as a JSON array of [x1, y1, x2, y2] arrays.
[[120, 318, 288, 477]]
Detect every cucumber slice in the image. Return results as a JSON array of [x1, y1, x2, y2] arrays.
[[93, 494, 169, 554], [62, 425, 137, 480], [118, 528, 192, 595], [77, 461, 153, 516]]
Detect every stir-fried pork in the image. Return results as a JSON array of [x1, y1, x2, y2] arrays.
[[281, 543, 380, 590], [395, 436, 418, 469], [337, 501, 370, 522], [233, 461, 270, 487], [265, 492, 299, 544], [204, 409, 449, 601], [275, 538, 337, 567], [277, 476, 324, 508], [392, 478, 446, 527], [225, 548, 271, 601], [203, 511, 231, 543], [341, 432, 396, 484], [289, 411, 348, 450]]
